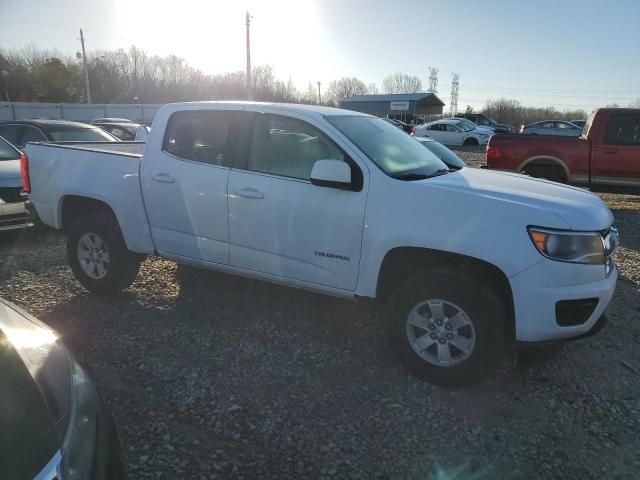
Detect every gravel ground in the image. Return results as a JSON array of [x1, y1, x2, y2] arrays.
[[1, 148, 639, 479]]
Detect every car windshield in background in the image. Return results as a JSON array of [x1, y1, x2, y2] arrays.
[[0, 137, 20, 160], [417, 140, 465, 169], [47, 126, 117, 142], [454, 120, 475, 132], [327, 116, 448, 177]]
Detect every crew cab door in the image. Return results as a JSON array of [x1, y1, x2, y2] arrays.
[[227, 111, 367, 291], [140, 108, 238, 264], [591, 111, 640, 191]]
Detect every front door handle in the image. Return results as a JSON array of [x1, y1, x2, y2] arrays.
[[235, 187, 265, 199], [603, 148, 617, 155], [151, 173, 175, 183]]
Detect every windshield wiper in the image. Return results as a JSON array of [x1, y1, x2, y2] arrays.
[[391, 169, 452, 181]]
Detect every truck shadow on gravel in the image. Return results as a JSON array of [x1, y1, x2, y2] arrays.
[[33, 258, 640, 479]]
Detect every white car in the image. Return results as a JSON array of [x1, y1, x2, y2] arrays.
[[24, 103, 618, 386], [414, 118, 491, 145], [454, 117, 494, 136]]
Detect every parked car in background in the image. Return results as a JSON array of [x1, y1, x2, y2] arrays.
[[570, 120, 587, 129], [0, 136, 31, 232], [414, 118, 491, 145], [486, 108, 640, 192], [0, 298, 126, 479], [92, 117, 136, 124], [384, 118, 415, 135], [0, 120, 118, 149], [414, 137, 466, 169], [97, 122, 150, 141], [520, 120, 582, 136], [455, 113, 515, 134], [453, 117, 495, 136], [25, 102, 618, 386]]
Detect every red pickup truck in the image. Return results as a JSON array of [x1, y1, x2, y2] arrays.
[[485, 108, 640, 194]]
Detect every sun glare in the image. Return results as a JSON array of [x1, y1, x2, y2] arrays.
[[115, 0, 326, 88]]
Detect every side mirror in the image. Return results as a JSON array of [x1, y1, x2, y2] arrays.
[[310, 159, 352, 190]]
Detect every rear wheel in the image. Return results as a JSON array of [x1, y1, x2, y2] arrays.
[[385, 268, 506, 386], [67, 212, 142, 292], [522, 164, 567, 183]]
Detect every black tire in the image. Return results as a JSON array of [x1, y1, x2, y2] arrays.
[[67, 212, 142, 293], [385, 267, 506, 387], [463, 137, 479, 146], [522, 165, 567, 184]]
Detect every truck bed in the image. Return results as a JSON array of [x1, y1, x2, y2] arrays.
[[486, 134, 591, 185], [25, 141, 155, 254]]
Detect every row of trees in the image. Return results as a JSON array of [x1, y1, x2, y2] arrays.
[[1, 46, 638, 126], [0, 46, 425, 107]]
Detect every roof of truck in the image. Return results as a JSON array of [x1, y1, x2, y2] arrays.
[[164, 101, 370, 118]]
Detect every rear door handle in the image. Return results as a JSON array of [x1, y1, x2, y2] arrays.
[[151, 173, 175, 183], [235, 187, 265, 199], [603, 149, 617, 155]]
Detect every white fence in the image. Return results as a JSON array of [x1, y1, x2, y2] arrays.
[[0, 102, 163, 123]]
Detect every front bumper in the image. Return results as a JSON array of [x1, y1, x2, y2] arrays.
[[510, 259, 618, 342]]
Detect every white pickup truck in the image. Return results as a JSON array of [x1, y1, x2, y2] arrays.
[[24, 102, 619, 386]]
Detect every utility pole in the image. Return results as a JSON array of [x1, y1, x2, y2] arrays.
[[245, 12, 253, 101], [317, 81, 322, 104], [79, 28, 91, 104], [449, 73, 460, 117]]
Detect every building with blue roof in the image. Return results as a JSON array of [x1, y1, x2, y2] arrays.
[[340, 93, 445, 123]]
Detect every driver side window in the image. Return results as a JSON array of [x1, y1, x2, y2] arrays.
[[248, 114, 346, 180], [445, 124, 460, 132]]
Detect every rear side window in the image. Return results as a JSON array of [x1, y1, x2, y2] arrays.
[[163, 110, 233, 166], [0, 125, 20, 146], [0, 137, 19, 160], [605, 113, 640, 146], [20, 126, 47, 147]]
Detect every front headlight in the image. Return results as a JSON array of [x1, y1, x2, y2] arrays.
[[528, 227, 604, 264], [61, 354, 100, 479]]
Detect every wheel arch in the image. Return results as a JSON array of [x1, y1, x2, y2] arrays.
[[59, 195, 120, 232], [518, 155, 570, 180], [376, 247, 515, 336]]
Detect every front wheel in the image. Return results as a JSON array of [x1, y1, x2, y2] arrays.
[[463, 137, 479, 146], [385, 268, 506, 386], [67, 212, 142, 293]]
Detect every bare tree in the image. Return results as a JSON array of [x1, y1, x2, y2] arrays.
[[629, 98, 640, 108], [324, 77, 367, 106], [367, 83, 379, 95], [382, 73, 423, 94]]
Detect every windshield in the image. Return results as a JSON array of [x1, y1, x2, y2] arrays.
[[417, 140, 465, 169], [453, 119, 475, 132], [0, 136, 20, 161], [327, 116, 447, 176], [47, 126, 117, 142]]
